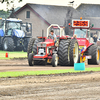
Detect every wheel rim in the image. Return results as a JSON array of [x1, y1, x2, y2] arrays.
[[68, 46, 70, 61], [73, 43, 78, 63], [4, 41, 7, 50], [97, 49, 99, 61], [55, 55, 58, 66]]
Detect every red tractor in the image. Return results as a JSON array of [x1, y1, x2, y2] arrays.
[[69, 17, 100, 64], [27, 24, 79, 67]]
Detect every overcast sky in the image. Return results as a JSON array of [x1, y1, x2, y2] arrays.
[[0, 0, 100, 11]]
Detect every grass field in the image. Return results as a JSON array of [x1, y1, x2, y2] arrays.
[[0, 67, 100, 78], [0, 50, 27, 59]]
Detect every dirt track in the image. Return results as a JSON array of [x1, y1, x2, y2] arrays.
[[0, 59, 100, 72], [0, 59, 100, 100], [0, 71, 100, 100]]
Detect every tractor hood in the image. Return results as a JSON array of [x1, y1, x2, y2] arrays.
[[13, 29, 25, 38], [77, 38, 89, 47], [44, 39, 54, 47], [77, 38, 93, 53], [37, 39, 54, 47]]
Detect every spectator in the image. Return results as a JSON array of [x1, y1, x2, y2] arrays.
[[73, 34, 77, 39], [93, 34, 97, 43]]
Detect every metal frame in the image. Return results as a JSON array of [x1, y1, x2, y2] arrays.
[[47, 24, 64, 37]]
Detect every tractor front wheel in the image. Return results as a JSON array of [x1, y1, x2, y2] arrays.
[[28, 53, 34, 66], [52, 54, 58, 67], [69, 39, 79, 66], [88, 45, 100, 65]]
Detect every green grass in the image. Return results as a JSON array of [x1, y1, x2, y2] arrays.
[[0, 50, 27, 59], [0, 67, 100, 78]]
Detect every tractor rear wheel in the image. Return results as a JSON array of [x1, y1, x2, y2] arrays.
[[69, 39, 79, 66], [28, 53, 34, 66], [33, 38, 42, 55], [0, 37, 2, 50], [88, 45, 100, 65], [52, 54, 58, 67], [58, 39, 70, 66], [3, 37, 14, 51]]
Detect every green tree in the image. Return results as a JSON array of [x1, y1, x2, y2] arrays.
[[0, 0, 22, 18], [0, 10, 9, 18], [1, 0, 22, 3], [0, 0, 22, 11]]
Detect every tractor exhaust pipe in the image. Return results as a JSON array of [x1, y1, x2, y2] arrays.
[[42, 30, 44, 42]]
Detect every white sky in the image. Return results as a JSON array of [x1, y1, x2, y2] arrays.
[[0, 0, 100, 11]]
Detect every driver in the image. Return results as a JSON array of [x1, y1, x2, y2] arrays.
[[48, 30, 56, 42]]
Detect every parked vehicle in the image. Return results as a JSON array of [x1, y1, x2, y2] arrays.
[[69, 17, 100, 64], [0, 18, 32, 51]]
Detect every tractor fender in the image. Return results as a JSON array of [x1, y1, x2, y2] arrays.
[[86, 43, 94, 50], [81, 43, 94, 54], [12, 29, 25, 38], [0, 29, 4, 37]]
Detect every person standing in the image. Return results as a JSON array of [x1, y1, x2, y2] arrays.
[[93, 34, 97, 43]]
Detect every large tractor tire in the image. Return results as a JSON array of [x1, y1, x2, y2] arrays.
[[0, 37, 2, 50], [69, 39, 79, 66], [3, 37, 14, 51], [32, 38, 42, 55], [58, 39, 70, 66], [27, 38, 35, 57], [88, 45, 100, 65]]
